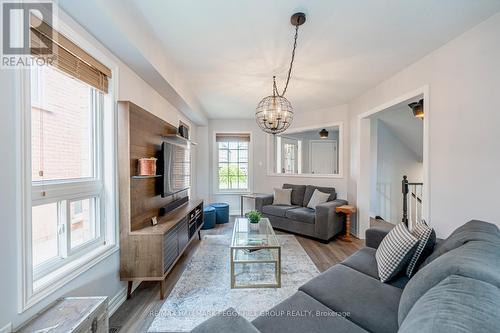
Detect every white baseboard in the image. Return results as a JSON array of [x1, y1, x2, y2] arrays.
[[108, 282, 140, 317], [229, 210, 241, 216], [0, 323, 12, 333]]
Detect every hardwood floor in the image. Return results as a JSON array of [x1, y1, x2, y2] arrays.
[[109, 218, 364, 332]]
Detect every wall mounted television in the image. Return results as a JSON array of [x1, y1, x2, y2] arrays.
[[161, 141, 190, 197]]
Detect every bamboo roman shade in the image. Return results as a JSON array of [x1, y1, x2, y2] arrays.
[[215, 133, 251, 142], [30, 15, 111, 93]]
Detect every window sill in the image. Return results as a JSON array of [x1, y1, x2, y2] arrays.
[[214, 191, 252, 195], [22, 244, 118, 312], [267, 173, 344, 179]]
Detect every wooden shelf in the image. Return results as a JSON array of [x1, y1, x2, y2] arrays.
[[131, 175, 162, 179], [162, 134, 198, 146]]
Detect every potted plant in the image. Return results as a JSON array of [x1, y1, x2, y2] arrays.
[[246, 210, 262, 231]]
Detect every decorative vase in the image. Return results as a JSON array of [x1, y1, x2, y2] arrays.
[[249, 221, 260, 231], [138, 157, 157, 176]]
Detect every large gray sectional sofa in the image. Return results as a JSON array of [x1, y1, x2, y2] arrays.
[[255, 184, 347, 242], [192, 220, 500, 333]]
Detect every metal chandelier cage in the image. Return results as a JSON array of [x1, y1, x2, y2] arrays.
[[255, 12, 305, 135]]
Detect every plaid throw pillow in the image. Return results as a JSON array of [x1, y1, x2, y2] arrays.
[[376, 223, 419, 282], [406, 220, 436, 277]]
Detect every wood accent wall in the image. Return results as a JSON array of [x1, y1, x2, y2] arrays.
[[118, 101, 184, 232]]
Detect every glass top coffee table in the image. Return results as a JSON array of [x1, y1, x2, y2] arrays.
[[230, 217, 281, 288]]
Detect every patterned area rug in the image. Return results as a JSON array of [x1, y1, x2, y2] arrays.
[[148, 234, 320, 332]]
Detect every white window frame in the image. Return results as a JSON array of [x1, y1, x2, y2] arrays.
[[213, 131, 252, 195], [16, 13, 119, 312]]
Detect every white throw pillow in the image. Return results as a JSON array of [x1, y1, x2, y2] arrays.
[[375, 223, 419, 282], [273, 188, 292, 205], [306, 189, 330, 209]]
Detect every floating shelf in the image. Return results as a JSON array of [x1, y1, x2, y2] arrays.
[[131, 175, 162, 179], [162, 134, 198, 146]]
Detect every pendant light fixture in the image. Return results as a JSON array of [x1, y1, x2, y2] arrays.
[[255, 12, 306, 135]]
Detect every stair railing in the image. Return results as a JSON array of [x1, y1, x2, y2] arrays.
[[402, 175, 423, 229]]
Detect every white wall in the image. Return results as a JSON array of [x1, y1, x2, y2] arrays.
[[349, 11, 500, 237], [196, 105, 350, 215], [0, 8, 196, 330], [373, 120, 423, 223]]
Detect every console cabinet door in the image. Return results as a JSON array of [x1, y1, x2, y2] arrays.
[[177, 217, 189, 252], [163, 228, 178, 273]]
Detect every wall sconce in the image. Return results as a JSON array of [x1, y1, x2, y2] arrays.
[[408, 99, 424, 119], [319, 129, 329, 138]]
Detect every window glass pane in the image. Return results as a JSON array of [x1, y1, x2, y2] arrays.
[[32, 202, 59, 267], [31, 64, 94, 182], [228, 141, 238, 149], [238, 141, 248, 149], [218, 142, 228, 149], [239, 149, 248, 162], [70, 198, 96, 248], [218, 149, 228, 162], [229, 149, 238, 163]]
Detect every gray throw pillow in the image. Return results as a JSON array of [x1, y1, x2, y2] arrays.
[[376, 223, 419, 282], [273, 188, 292, 205], [306, 189, 330, 209]]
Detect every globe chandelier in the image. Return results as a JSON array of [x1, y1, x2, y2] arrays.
[[255, 12, 306, 135]]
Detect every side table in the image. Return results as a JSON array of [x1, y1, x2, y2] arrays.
[[240, 193, 268, 216], [335, 205, 356, 242]]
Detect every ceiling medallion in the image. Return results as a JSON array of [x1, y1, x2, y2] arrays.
[[255, 12, 306, 135]]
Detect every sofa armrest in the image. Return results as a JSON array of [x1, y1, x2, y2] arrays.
[[315, 199, 348, 240], [254, 194, 274, 213], [191, 308, 260, 333], [365, 225, 393, 249]]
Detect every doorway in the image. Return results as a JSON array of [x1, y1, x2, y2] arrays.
[[356, 86, 430, 237]]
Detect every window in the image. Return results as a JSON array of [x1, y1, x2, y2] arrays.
[[216, 133, 251, 192], [30, 64, 104, 281], [20, 14, 115, 311]]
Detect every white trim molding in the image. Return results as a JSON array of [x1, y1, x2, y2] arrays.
[[356, 85, 430, 238], [0, 323, 12, 333], [266, 121, 344, 178]]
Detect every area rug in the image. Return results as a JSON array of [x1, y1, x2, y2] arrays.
[[148, 234, 320, 332]]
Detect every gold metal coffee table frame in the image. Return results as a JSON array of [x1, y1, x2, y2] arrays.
[[230, 218, 281, 289]]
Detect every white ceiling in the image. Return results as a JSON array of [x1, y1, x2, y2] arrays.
[[127, 0, 500, 119], [61, 0, 500, 120]]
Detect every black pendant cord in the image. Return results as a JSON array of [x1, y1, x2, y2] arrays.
[[276, 24, 299, 97]]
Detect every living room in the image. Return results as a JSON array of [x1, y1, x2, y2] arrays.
[[1, 1, 499, 332]]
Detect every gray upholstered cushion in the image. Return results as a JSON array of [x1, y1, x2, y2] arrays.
[[421, 220, 500, 268], [285, 207, 316, 224], [399, 275, 500, 333], [340, 247, 410, 289], [191, 308, 260, 333], [252, 291, 368, 333], [299, 264, 402, 333], [303, 185, 336, 207], [262, 205, 299, 218], [365, 225, 393, 249], [282, 184, 306, 206], [398, 240, 500, 325], [272, 188, 292, 205]]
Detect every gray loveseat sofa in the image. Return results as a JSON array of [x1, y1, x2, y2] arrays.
[[192, 220, 500, 333], [255, 184, 347, 242]]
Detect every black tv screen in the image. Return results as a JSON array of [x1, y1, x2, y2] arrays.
[[161, 141, 190, 197]]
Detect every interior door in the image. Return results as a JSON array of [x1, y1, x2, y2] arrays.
[[281, 137, 298, 174], [310, 140, 337, 174]]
